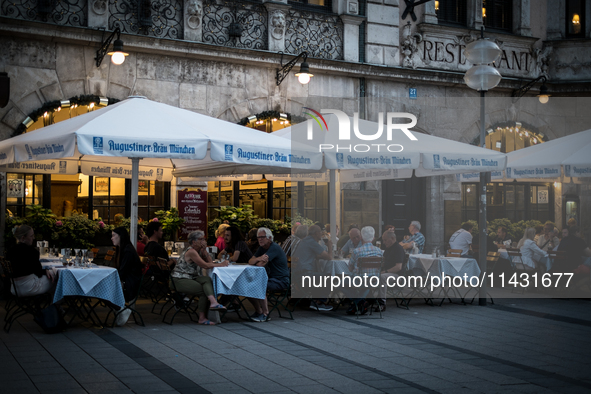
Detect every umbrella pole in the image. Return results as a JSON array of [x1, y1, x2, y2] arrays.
[[130, 158, 140, 249], [479, 91, 488, 306], [329, 170, 337, 249]]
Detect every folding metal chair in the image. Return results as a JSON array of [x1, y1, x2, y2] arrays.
[[1, 258, 51, 333], [446, 249, 463, 258], [354, 256, 383, 319]]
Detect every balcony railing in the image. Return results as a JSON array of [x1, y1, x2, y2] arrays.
[[1, 0, 343, 60]]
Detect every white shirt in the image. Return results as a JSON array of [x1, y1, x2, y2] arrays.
[[449, 229, 472, 255], [519, 239, 548, 269]]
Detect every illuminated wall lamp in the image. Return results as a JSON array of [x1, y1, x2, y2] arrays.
[[95, 27, 129, 67], [276, 51, 313, 86]]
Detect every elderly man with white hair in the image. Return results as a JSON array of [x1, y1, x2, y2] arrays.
[[348, 226, 383, 275], [248, 227, 289, 322], [400, 221, 425, 254]]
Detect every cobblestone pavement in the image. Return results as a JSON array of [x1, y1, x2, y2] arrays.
[[1, 296, 590, 394]]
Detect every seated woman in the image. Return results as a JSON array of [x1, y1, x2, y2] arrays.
[[214, 224, 230, 253], [111, 227, 143, 303], [218, 226, 253, 265], [6, 225, 54, 297], [517, 227, 550, 272], [170, 230, 228, 325]]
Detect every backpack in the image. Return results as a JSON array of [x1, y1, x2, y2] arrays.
[[34, 304, 67, 334]]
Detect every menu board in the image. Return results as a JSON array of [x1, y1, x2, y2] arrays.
[[177, 191, 207, 240]]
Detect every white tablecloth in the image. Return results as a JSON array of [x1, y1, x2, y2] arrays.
[[408, 254, 481, 278], [317, 259, 352, 276]]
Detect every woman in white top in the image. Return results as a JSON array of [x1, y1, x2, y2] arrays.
[[517, 227, 550, 271]]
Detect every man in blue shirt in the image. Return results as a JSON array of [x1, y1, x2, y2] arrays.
[[400, 221, 425, 254], [248, 227, 289, 322], [341, 228, 363, 256]]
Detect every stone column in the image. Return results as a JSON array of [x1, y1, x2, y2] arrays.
[[513, 0, 532, 36], [366, 1, 399, 66], [546, 0, 564, 40], [423, 0, 437, 24], [88, 0, 109, 28], [184, 0, 203, 42], [340, 14, 365, 63], [468, 0, 484, 30], [264, 2, 291, 52]]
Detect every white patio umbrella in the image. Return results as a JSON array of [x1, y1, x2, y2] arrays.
[[0, 97, 321, 245], [505, 129, 591, 180]]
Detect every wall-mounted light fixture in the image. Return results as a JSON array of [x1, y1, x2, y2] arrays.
[[95, 27, 129, 67], [572, 13, 581, 34], [434, 0, 439, 11], [276, 51, 313, 86], [482, 7, 486, 18], [511, 75, 550, 104]]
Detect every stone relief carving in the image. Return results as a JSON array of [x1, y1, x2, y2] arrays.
[[92, 0, 107, 15], [270, 10, 286, 40], [400, 22, 422, 69], [186, 0, 203, 30], [532, 46, 552, 77]]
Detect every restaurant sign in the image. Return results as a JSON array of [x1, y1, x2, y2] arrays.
[[411, 25, 542, 78], [177, 190, 207, 241], [80, 162, 173, 181], [0, 159, 78, 174], [339, 169, 413, 183]]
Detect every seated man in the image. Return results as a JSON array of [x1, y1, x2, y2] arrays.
[[400, 221, 425, 254], [292, 225, 334, 311], [494, 226, 512, 250], [349, 226, 383, 274], [378, 230, 405, 312], [341, 228, 362, 257], [449, 222, 473, 258], [144, 221, 176, 268], [537, 221, 560, 252], [248, 227, 290, 322], [281, 223, 300, 258], [557, 226, 591, 272], [348, 226, 383, 313], [337, 224, 358, 250]]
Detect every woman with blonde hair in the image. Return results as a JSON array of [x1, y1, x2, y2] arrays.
[[214, 223, 230, 251], [170, 230, 228, 325], [6, 225, 54, 297], [517, 227, 550, 272]]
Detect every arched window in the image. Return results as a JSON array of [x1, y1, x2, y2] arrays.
[[462, 122, 554, 224]]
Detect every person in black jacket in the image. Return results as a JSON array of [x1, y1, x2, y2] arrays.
[[111, 227, 143, 302], [6, 225, 54, 297]]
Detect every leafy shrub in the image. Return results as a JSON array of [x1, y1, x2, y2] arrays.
[[153, 208, 184, 241]]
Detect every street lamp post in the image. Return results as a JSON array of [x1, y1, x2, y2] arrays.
[[463, 28, 502, 306]]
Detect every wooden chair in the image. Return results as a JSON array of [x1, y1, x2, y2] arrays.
[[354, 256, 383, 319], [507, 250, 533, 293], [446, 249, 463, 258]]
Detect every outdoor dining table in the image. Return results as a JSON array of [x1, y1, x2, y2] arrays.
[[208, 265, 268, 299], [41, 262, 125, 326], [317, 259, 352, 276], [207, 265, 268, 322], [407, 254, 481, 279]]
